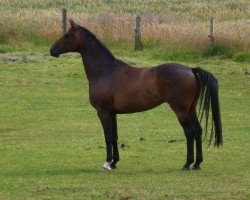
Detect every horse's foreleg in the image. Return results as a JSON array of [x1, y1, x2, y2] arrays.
[[110, 114, 119, 169], [97, 110, 119, 170], [97, 109, 113, 170]]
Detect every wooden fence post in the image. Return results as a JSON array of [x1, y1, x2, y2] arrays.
[[62, 8, 67, 35], [134, 15, 142, 51], [209, 16, 215, 53]]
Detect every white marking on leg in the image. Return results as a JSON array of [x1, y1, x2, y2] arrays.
[[103, 162, 112, 170]]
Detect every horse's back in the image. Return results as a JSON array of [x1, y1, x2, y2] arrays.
[[156, 63, 193, 76]]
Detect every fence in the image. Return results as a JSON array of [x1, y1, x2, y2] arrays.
[[61, 9, 215, 53]]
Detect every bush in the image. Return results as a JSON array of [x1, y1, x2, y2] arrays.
[[233, 52, 250, 63], [202, 44, 234, 58]]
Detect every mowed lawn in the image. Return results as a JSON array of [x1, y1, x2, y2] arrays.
[[0, 50, 249, 199]]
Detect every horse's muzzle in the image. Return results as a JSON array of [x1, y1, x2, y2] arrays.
[[50, 48, 60, 58]]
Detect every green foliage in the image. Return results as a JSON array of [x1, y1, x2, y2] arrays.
[[233, 52, 250, 63], [27, 32, 54, 48], [151, 47, 201, 62], [0, 34, 8, 44], [202, 44, 234, 59], [0, 47, 8, 54]]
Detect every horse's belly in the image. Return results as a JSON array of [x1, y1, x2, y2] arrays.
[[113, 93, 164, 114]]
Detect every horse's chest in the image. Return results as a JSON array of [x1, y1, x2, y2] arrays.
[[89, 83, 113, 110]]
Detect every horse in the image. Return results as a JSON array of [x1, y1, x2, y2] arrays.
[[50, 19, 222, 171]]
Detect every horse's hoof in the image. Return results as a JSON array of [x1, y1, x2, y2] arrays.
[[110, 165, 117, 169], [103, 162, 112, 170], [181, 167, 190, 171], [191, 165, 201, 170], [110, 162, 117, 169]]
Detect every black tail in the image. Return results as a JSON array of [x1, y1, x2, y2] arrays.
[[192, 67, 222, 146]]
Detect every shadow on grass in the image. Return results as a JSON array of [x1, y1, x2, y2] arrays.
[[2, 165, 187, 178], [2, 167, 100, 177], [47, 165, 190, 176]]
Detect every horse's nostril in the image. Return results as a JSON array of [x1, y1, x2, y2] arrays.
[[50, 49, 59, 57]]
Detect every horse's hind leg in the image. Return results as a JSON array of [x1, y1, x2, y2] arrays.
[[174, 109, 195, 170], [190, 111, 203, 170]]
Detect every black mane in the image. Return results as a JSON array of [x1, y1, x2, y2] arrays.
[[82, 27, 116, 62]]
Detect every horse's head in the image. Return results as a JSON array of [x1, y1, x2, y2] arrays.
[[50, 19, 83, 57]]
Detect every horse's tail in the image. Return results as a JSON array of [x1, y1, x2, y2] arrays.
[[192, 67, 222, 146]]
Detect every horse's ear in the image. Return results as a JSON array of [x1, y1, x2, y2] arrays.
[[69, 19, 80, 29]]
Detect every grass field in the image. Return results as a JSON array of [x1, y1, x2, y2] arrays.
[[0, 44, 249, 199]]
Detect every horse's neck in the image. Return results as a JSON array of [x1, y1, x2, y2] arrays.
[[80, 41, 116, 81]]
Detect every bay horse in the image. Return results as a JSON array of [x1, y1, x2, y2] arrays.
[[50, 19, 222, 171]]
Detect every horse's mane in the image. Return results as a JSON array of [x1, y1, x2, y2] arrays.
[[82, 27, 116, 61]]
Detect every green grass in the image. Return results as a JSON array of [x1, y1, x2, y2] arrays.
[[0, 46, 249, 199]]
